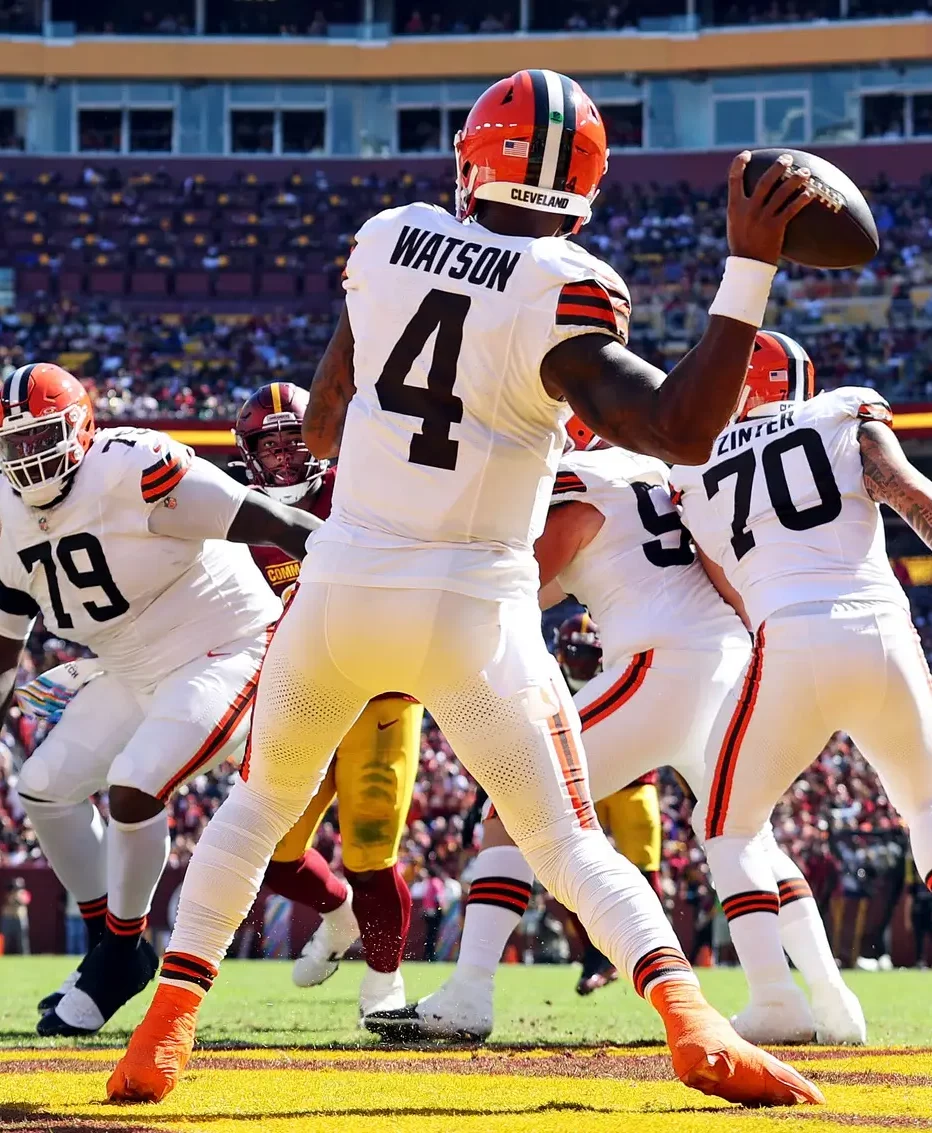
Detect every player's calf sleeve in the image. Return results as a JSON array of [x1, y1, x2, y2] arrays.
[[264, 849, 348, 914], [344, 864, 411, 974], [167, 779, 306, 974], [762, 836, 842, 989], [455, 846, 533, 977], [20, 797, 107, 904], [525, 828, 695, 999], [107, 810, 170, 946], [705, 833, 794, 992]]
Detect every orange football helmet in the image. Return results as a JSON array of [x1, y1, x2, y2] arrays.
[[565, 413, 609, 453], [735, 331, 816, 422], [455, 69, 608, 235], [0, 363, 95, 505]]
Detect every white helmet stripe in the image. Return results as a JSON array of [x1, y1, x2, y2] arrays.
[[766, 331, 809, 403], [7, 364, 35, 420], [538, 69, 566, 191]]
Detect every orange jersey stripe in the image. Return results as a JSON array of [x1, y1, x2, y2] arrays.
[[142, 464, 187, 503], [552, 472, 587, 496], [705, 627, 765, 840], [156, 626, 273, 801], [556, 300, 616, 321], [548, 698, 597, 830], [141, 455, 180, 485], [579, 651, 653, 732]]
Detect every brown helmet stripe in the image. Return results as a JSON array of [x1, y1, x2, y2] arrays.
[[553, 72, 577, 192]]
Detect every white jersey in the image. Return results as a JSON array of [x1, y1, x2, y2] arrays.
[[672, 387, 908, 632], [311, 201, 631, 602], [0, 427, 280, 688], [552, 447, 744, 666]]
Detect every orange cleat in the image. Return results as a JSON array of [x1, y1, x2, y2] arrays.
[[651, 980, 825, 1108], [106, 984, 201, 1103]]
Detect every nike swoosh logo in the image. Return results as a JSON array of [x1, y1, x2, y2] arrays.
[[206, 650, 233, 658], [376, 719, 399, 730]]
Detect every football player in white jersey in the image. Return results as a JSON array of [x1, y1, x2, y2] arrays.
[[112, 70, 822, 1107], [0, 362, 319, 1036], [670, 330, 932, 1042], [367, 414, 863, 1046]]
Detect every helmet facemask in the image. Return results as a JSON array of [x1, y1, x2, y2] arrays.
[[0, 406, 89, 506], [241, 424, 325, 505]]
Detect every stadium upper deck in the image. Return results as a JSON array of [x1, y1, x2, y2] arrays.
[[0, 2, 928, 158]]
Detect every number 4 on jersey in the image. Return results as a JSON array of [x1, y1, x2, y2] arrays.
[[375, 288, 470, 471]]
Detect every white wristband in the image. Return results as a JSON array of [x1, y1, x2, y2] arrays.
[[708, 256, 778, 327]]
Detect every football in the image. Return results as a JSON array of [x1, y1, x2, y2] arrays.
[[743, 147, 880, 269]]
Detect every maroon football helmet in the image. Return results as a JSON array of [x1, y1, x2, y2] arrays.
[[555, 612, 602, 692], [234, 382, 325, 504]]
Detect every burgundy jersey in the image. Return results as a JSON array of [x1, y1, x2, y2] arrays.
[[249, 467, 336, 597]]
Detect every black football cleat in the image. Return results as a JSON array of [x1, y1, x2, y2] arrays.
[[37, 937, 158, 1037], [364, 995, 491, 1043], [575, 965, 619, 996], [37, 963, 83, 1013]]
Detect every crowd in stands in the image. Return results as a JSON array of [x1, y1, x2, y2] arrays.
[[8, 0, 929, 37], [4, 165, 932, 403], [43, 0, 932, 37]]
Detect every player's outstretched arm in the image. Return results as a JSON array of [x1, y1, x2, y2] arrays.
[[859, 420, 932, 549], [543, 153, 814, 464], [306, 305, 356, 460], [227, 492, 322, 560], [147, 454, 322, 559]]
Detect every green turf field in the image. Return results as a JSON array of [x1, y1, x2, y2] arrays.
[[1, 956, 931, 1048], [3, 959, 932, 1132]]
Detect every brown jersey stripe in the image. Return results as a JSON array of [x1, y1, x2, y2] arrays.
[[142, 464, 187, 503], [155, 626, 273, 801], [579, 651, 653, 731], [555, 309, 620, 331], [558, 293, 615, 311], [552, 472, 587, 495], [705, 626, 766, 840]]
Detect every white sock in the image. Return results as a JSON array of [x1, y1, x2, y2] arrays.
[[524, 826, 696, 998], [456, 846, 534, 978], [168, 777, 306, 970], [705, 833, 794, 995], [107, 810, 170, 920], [22, 798, 107, 901], [763, 835, 842, 990]]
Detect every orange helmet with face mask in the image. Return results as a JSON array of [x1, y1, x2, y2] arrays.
[[565, 414, 610, 452], [735, 331, 816, 422], [455, 69, 609, 236], [0, 363, 95, 506]]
